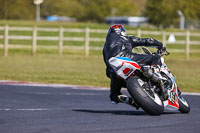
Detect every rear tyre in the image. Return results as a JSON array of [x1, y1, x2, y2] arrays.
[[126, 76, 164, 115]]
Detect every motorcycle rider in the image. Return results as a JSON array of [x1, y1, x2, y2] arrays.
[[103, 24, 167, 108]]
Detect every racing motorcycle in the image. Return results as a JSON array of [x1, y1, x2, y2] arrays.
[[109, 47, 190, 115]]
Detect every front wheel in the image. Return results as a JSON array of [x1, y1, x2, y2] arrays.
[[126, 76, 164, 115], [178, 94, 190, 113]]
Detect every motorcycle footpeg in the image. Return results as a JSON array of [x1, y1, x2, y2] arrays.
[[131, 102, 140, 110], [127, 98, 140, 110]]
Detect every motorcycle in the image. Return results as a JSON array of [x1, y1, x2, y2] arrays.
[[108, 47, 190, 115]]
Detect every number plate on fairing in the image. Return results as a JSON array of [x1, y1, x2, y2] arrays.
[[164, 89, 179, 110]]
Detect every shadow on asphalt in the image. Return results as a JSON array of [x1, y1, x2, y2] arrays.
[[73, 109, 147, 116], [73, 109, 181, 116]]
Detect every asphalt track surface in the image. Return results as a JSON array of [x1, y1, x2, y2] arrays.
[[0, 83, 200, 133]]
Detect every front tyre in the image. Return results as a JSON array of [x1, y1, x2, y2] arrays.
[[178, 94, 190, 113], [126, 76, 164, 115]]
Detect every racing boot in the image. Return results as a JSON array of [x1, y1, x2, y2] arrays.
[[118, 95, 140, 110]]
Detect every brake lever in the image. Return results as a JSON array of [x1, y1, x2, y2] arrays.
[[164, 50, 170, 56]]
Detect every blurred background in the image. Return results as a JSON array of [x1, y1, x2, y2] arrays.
[[0, 0, 199, 92], [0, 0, 200, 28]]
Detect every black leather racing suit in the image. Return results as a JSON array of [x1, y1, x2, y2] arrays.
[[103, 32, 163, 103]]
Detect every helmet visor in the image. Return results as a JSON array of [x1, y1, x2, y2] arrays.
[[110, 24, 126, 36]]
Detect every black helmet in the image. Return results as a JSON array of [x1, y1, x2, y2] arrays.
[[108, 24, 127, 36]]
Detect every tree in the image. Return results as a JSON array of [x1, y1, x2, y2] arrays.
[[76, 0, 140, 22], [76, 0, 111, 22], [0, 0, 35, 19], [144, 0, 200, 27], [0, 0, 142, 22], [109, 0, 139, 16]]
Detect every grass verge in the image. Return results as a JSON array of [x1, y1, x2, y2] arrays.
[[0, 54, 199, 92]]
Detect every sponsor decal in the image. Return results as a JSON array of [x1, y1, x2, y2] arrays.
[[123, 68, 133, 76], [171, 91, 176, 104], [168, 90, 179, 108]]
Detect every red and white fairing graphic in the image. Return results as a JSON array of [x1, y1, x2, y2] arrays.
[[109, 57, 141, 79], [164, 87, 179, 110]]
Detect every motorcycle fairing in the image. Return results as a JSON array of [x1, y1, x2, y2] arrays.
[[160, 59, 180, 110], [109, 57, 141, 79], [164, 87, 179, 110]]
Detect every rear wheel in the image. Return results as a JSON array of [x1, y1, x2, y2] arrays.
[[126, 76, 164, 115]]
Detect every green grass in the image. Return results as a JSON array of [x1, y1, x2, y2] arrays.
[[165, 59, 200, 92], [0, 20, 110, 29], [0, 53, 199, 92], [0, 54, 108, 87]]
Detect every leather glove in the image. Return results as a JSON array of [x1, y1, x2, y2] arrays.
[[146, 38, 163, 50], [155, 40, 163, 50], [161, 46, 166, 52]]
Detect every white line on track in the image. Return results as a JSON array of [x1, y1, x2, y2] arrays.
[[0, 80, 109, 90], [0, 107, 120, 112], [0, 108, 68, 111], [0, 108, 51, 111], [0, 80, 200, 96], [23, 92, 97, 95], [182, 92, 200, 96]]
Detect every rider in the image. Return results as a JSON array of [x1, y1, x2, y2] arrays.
[[103, 24, 166, 108]]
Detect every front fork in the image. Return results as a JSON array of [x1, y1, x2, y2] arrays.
[[141, 66, 168, 100]]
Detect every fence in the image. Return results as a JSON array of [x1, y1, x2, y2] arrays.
[[0, 25, 200, 59]]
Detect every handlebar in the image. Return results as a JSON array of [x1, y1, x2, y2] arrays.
[[141, 46, 170, 56]]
